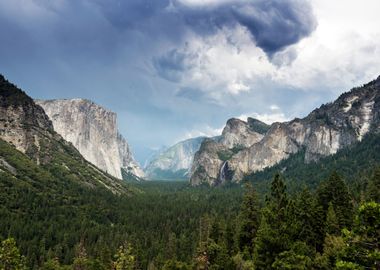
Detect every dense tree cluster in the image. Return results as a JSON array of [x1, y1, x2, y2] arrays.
[[1, 133, 380, 269]]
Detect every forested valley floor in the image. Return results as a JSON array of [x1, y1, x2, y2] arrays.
[[1, 165, 380, 269]]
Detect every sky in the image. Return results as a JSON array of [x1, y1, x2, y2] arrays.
[[0, 0, 380, 164]]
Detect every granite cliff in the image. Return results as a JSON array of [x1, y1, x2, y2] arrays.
[[190, 76, 380, 186], [36, 99, 144, 180], [0, 74, 129, 193], [145, 137, 206, 180]]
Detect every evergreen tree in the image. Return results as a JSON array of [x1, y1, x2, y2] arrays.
[[72, 240, 88, 270], [366, 167, 380, 202], [325, 203, 340, 236], [317, 171, 353, 229], [0, 238, 27, 270], [254, 173, 291, 270], [112, 243, 136, 270], [294, 188, 325, 251], [236, 183, 259, 258], [337, 201, 380, 269]]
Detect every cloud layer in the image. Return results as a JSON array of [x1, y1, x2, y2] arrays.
[[0, 0, 379, 164]]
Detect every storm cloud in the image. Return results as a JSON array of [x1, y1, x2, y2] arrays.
[[93, 0, 317, 55], [0, 0, 378, 164]]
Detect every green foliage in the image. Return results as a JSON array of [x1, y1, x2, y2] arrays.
[[0, 238, 27, 270], [147, 168, 189, 181], [317, 172, 353, 229], [161, 259, 191, 270], [112, 243, 136, 270], [325, 203, 340, 235], [245, 133, 380, 196], [254, 174, 292, 269], [217, 149, 234, 161], [366, 167, 380, 202], [236, 183, 259, 258], [338, 202, 380, 269]]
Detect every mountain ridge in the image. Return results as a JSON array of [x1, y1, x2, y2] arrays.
[[190, 75, 380, 186], [36, 98, 145, 180], [0, 74, 131, 194]]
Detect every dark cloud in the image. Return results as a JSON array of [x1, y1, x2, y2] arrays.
[[92, 0, 316, 55], [232, 0, 317, 55], [0, 0, 318, 163], [153, 49, 196, 82]]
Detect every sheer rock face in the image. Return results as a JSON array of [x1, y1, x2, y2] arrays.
[[145, 137, 206, 180], [36, 99, 144, 179], [0, 75, 54, 164], [190, 76, 380, 186], [0, 74, 129, 194], [190, 118, 268, 186], [117, 133, 145, 178], [220, 118, 265, 148]]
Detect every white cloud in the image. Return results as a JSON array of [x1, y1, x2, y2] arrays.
[[270, 104, 280, 111], [179, 125, 224, 142], [160, 0, 380, 105], [238, 112, 289, 125]]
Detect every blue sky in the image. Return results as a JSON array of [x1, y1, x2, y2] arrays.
[[1, 0, 380, 164]]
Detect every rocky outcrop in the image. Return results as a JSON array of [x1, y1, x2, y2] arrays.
[[190, 76, 380, 186], [36, 99, 144, 180], [0, 74, 129, 194], [145, 137, 206, 180], [190, 118, 269, 185], [117, 133, 145, 179], [0, 75, 53, 164]]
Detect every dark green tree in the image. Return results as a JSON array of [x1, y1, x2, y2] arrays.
[[337, 201, 380, 269], [325, 203, 340, 236], [366, 167, 380, 203], [254, 173, 291, 270], [317, 171, 353, 229], [236, 183, 260, 258]]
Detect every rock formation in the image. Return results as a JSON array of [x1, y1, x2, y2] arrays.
[[145, 137, 206, 180], [36, 99, 144, 180], [190, 76, 380, 186], [0, 74, 129, 193]]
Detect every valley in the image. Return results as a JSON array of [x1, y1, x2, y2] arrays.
[[0, 74, 379, 269]]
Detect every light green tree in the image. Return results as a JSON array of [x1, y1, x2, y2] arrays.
[[0, 238, 27, 270], [112, 243, 136, 270]]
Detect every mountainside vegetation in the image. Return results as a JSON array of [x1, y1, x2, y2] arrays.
[[1, 74, 379, 269]]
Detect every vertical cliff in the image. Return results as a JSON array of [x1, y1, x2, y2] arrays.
[[36, 99, 144, 180], [0, 74, 129, 193], [190, 76, 380, 186]]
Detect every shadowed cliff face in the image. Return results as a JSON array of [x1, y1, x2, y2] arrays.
[[0, 74, 130, 194], [190, 76, 380, 186], [36, 99, 144, 180]]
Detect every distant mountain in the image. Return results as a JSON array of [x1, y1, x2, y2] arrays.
[[190, 76, 380, 186], [145, 137, 207, 180], [36, 99, 144, 180], [0, 74, 130, 194]]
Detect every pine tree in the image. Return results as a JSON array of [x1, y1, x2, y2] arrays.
[[317, 171, 353, 229], [72, 240, 88, 270], [367, 167, 380, 203], [112, 243, 136, 270], [0, 238, 27, 270], [254, 173, 291, 270], [337, 201, 380, 269], [325, 203, 340, 236], [294, 188, 325, 251], [236, 183, 259, 258]]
